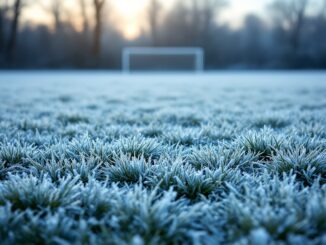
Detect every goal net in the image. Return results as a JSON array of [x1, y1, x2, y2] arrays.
[[122, 47, 204, 73]]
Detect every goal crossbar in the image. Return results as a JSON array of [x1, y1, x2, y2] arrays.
[[122, 47, 204, 73]]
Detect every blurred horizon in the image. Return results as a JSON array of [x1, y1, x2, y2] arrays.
[[0, 0, 326, 70], [22, 0, 271, 40]]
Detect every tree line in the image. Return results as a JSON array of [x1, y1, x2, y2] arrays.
[[0, 0, 326, 69]]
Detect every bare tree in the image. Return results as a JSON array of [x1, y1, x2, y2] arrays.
[[201, 0, 227, 30], [160, 0, 226, 47], [189, 0, 202, 44], [39, 0, 64, 33], [148, 0, 161, 46], [93, 0, 105, 66], [271, 0, 309, 54], [190, 0, 200, 36], [51, 0, 63, 32], [79, 0, 89, 34], [6, 0, 22, 64], [0, 0, 9, 54], [189, 0, 226, 42]]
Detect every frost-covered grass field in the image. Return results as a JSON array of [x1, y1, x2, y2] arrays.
[[0, 72, 326, 245]]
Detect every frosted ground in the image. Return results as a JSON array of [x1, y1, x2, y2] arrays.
[[0, 71, 325, 244]]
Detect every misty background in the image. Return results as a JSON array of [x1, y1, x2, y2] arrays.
[[0, 0, 326, 70]]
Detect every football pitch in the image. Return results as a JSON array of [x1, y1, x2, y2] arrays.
[[0, 71, 325, 244]]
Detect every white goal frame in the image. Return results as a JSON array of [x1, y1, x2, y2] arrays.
[[122, 47, 204, 73]]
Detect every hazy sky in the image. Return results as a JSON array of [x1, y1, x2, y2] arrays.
[[221, 0, 269, 25], [22, 0, 271, 39]]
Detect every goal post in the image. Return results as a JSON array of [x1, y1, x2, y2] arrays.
[[122, 47, 204, 73]]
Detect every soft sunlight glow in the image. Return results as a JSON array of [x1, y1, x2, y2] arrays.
[[22, 5, 53, 29], [112, 0, 147, 40], [124, 24, 141, 40]]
